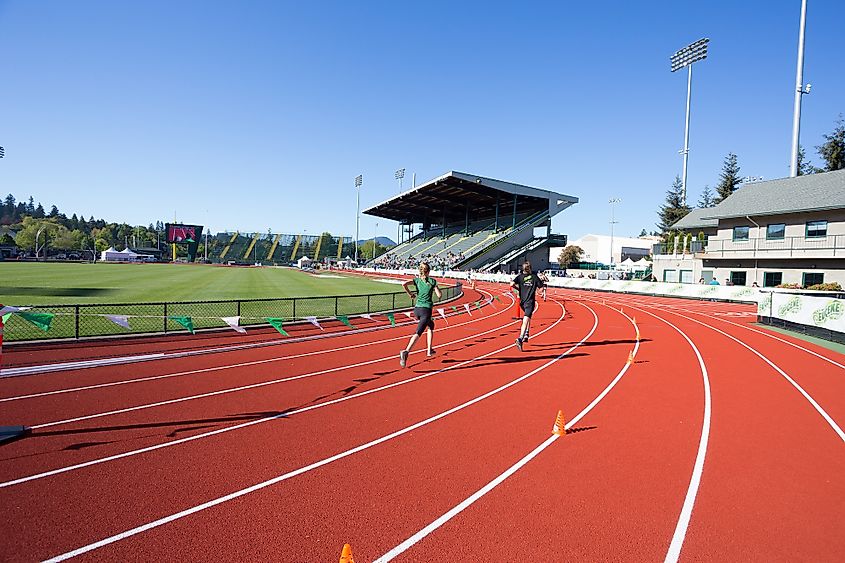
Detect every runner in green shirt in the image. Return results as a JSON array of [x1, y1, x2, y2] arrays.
[[399, 262, 442, 367]]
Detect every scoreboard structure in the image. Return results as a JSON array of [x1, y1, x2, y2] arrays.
[[165, 223, 203, 262]]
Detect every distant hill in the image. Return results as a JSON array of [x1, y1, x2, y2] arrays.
[[357, 236, 395, 247]]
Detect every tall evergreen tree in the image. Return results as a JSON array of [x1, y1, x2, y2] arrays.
[[657, 176, 691, 233], [714, 153, 741, 203], [49, 205, 59, 218], [697, 185, 715, 208], [816, 115, 845, 172], [34, 203, 46, 218], [796, 146, 822, 175], [26, 196, 35, 214]]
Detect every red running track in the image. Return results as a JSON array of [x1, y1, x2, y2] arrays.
[[0, 282, 844, 562]]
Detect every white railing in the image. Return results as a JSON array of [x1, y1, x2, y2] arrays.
[[701, 234, 845, 258]]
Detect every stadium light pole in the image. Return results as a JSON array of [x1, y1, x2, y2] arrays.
[[671, 38, 709, 206], [354, 174, 363, 263], [373, 222, 379, 260], [609, 198, 621, 270], [395, 168, 405, 244], [790, 0, 811, 177]]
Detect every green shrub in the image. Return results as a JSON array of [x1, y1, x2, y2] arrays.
[[806, 282, 842, 291]]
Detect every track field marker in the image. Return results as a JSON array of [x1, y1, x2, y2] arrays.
[[627, 351, 634, 364], [552, 410, 566, 436], [339, 543, 355, 563]]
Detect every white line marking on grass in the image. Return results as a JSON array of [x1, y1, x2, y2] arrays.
[[375, 305, 637, 562], [1, 300, 555, 489], [0, 292, 510, 403], [41, 302, 593, 561]]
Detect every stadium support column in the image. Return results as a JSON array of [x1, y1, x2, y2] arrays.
[[495, 194, 500, 232], [512, 194, 517, 230], [465, 202, 469, 236]]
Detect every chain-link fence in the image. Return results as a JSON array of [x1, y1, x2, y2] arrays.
[[3, 283, 462, 342]]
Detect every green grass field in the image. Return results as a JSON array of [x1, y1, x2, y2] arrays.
[[0, 263, 400, 305]]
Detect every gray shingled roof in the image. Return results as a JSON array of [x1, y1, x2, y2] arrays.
[[671, 207, 719, 230], [701, 169, 845, 219]]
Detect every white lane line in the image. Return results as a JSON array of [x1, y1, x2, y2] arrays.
[[375, 307, 639, 562], [0, 288, 491, 379], [1, 302, 559, 489], [665, 309, 845, 443], [28, 308, 519, 430], [605, 294, 845, 441], [41, 302, 594, 561], [570, 292, 711, 563], [687, 311, 845, 371], [1, 292, 511, 403]]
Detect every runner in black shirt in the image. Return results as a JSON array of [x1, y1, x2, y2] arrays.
[[511, 261, 544, 351]]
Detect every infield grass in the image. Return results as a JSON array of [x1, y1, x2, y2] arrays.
[[0, 262, 401, 306]]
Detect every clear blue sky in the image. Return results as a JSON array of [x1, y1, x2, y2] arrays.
[[1, 1, 842, 242]]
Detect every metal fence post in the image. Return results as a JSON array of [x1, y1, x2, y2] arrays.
[[335, 297, 339, 316], [237, 300, 241, 316], [367, 295, 371, 313], [163, 302, 168, 333], [292, 297, 296, 319], [75, 305, 80, 339]]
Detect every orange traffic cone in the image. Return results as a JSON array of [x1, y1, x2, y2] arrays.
[[553, 410, 566, 436], [340, 543, 355, 563]]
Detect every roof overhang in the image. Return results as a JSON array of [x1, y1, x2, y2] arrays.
[[363, 171, 578, 224]]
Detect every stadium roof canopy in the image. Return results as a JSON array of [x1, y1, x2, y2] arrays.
[[363, 171, 578, 225]]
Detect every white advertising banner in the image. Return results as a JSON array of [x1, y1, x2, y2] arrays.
[[767, 292, 845, 333]]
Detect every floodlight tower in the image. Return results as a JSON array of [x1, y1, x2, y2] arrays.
[[790, 0, 811, 177], [609, 198, 621, 269], [671, 38, 709, 206], [354, 174, 363, 263], [395, 168, 405, 244]]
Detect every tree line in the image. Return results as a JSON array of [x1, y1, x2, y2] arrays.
[[657, 115, 845, 233], [1, 194, 168, 257]]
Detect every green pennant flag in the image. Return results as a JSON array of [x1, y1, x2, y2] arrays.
[[450, 305, 458, 312], [385, 312, 395, 326], [1, 313, 11, 324], [493, 295, 502, 303], [169, 315, 195, 334], [18, 311, 54, 332], [266, 317, 289, 336], [474, 301, 482, 310], [336, 315, 354, 329]]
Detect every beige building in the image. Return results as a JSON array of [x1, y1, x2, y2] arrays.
[[652, 169, 845, 287]]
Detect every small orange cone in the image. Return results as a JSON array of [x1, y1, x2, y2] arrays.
[[553, 410, 566, 436], [627, 352, 634, 364], [340, 543, 355, 563]]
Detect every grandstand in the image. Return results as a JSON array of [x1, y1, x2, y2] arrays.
[[205, 232, 355, 265], [364, 171, 577, 273]]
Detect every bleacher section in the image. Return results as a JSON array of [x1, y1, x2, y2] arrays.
[[205, 232, 355, 265], [372, 211, 548, 271]]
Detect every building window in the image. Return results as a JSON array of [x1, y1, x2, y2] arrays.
[[803, 272, 824, 287], [730, 271, 747, 286], [732, 226, 750, 241], [763, 272, 782, 287], [663, 269, 678, 283], [766, 223, 785, 240], [806, 220, 827, 238], [680, 270, 694, 284]]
